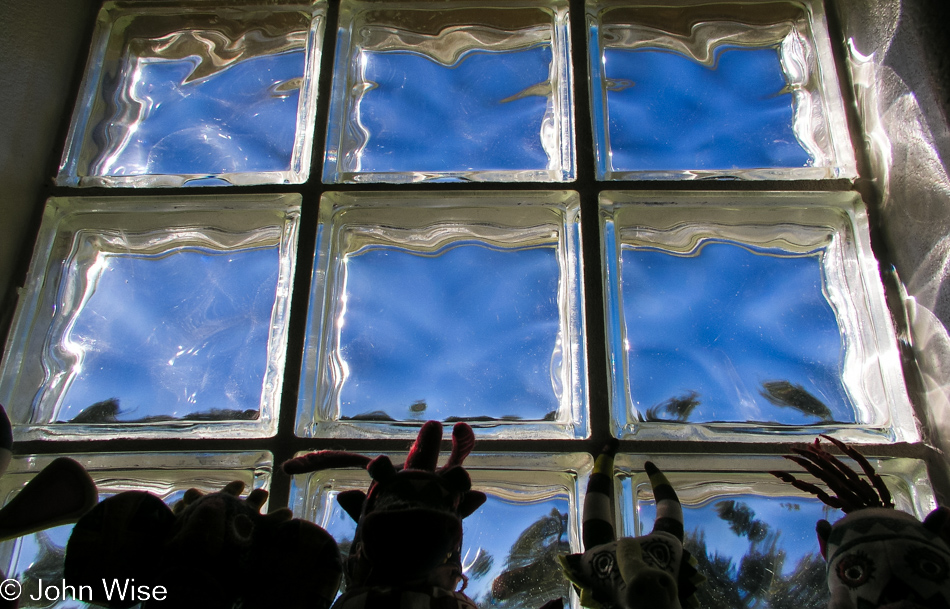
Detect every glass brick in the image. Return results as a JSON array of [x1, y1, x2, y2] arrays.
[[600, 191, 916, 442], [323, 0, 575, 183], [0, 195, 300, 440], [57, 1, 326, 187], [0, 451, 271, 609], [615, 454, 938, 609], [298, 191, 587, 439], [289, 452, 589, 606], [586, 0, 856, 180]]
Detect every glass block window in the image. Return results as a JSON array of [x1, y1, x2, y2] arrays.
[[600, 191, 916, 442], [0, 0, 940, 608], [322, 0, 575, 183], [0, 195, 300, 439], [615, 454, 938, 609], [586, 0, 856, 180], [290, 453, 588, 606], [57, 2, 326, 187], [297, 191, 587, 439]]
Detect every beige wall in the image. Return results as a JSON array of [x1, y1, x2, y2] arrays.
[[0, 0, 96, 335]]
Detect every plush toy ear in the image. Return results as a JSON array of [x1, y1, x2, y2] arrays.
[[816, 519, 832, 559], [923, 505, 950, 542], [440, 465, 473, 492], [368, 455, 397, 482], [459, 490, 487, 518], [337, 490, 367, 522], [0, 457, 98, 541]]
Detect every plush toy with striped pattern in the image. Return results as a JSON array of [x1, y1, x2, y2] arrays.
[[559, 441, 703, 609]]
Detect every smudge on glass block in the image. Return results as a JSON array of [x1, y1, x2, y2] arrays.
[[323, 1, 574, 183], [615, 454, 938, 609], [0, 196, 300, 440], [600, 191, 916, 442], [57, 3, 325, 187], [587, 0, 856, 180], [289, 453, 587, 607], [0, 452, 271, 609], [297, 191, 587, 439]]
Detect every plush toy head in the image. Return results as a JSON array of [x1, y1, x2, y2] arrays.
[[66, 481, 342, 609], [773, 434, 950, 609], [283, 420, 487, 593], [560, 441, 702, 609]]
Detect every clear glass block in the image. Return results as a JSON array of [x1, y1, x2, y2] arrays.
[[0, 451, 271, 609], [298, 191, 587, 439], [289, 452, 589, 607], [600, 191, 916, 442], [323, 0, 575, 183], [615, 454, 938, 609], [586, 0, 856, 180], [0, 195, 300, 440], [57, 1, 326, 187]]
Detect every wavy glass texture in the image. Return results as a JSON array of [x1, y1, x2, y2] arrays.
[[323, 1, 574, 183], [600, 191, 916, 442], [0, 196, 300, 440], [615, 454, 938, 609], [57, 3, 325, 187], [587, 0, 856, 180], [289, 453, 588, 608], [0, 452, 271, 609], [297, 192, 587, 439]]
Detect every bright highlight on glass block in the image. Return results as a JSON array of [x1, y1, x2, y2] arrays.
[[0, 195, 300, 440], [615, 454, 938, 609], [0, 451, 271, 609], [298, 191, 587, 439], [586, 0, 856, 180], [289, 453, 588, 606], [323, 0, 575, 183], [57, 2, 326, 187], [600, 191, 916, 442]]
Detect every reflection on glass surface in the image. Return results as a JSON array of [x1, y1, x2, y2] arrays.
[[323, 1, 574, 183], [0, 196, 300, 440], [289, 453, 587, 608], [57, 3, 325, 187], [297, 191, 587, 439], [616, 454, 937, 609], [587, 0, 856, 180], [601, 191, 917, 442], [0, 452, 271, 609]]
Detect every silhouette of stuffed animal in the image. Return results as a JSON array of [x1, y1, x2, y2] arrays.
[[283, 420, 487, 609], [65, 480, 342, 609]]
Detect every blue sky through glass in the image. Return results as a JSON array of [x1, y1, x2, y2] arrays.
[[97, 50, 304, 177], [336, 243, 561, 422], [604, 46, 810, 171], [351, 46, 552, 173], [620, 241, 851, 424], [57, 246, 278, 422]]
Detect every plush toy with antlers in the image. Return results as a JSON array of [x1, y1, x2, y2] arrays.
[[283, 420, 487, 609], [559, 440, 703, 609], [773, 434, 950, 609]]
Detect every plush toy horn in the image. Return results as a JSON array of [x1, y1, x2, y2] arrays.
[[582, 439, 619, 549], [644, 461, 685, 542]]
